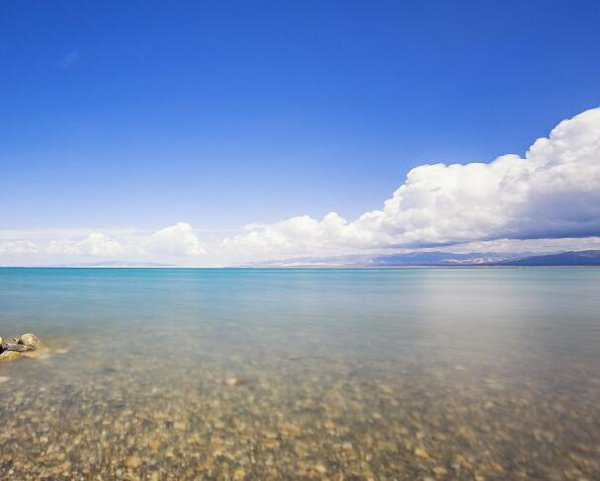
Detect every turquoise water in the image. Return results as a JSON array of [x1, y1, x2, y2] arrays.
[[1, 268, 599, 480]]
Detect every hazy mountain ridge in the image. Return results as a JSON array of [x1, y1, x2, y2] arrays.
[[246, 250, 600, 267], [5, 251, 599, 268], [488, 250, 600, 266]]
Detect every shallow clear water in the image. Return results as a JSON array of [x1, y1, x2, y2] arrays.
[[0, 268, 599, 480]]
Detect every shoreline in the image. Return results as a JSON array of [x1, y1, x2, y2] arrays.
[[1, 265, 600, 270]]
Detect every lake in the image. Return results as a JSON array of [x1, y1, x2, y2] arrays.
[[0, 268, 599, 480]]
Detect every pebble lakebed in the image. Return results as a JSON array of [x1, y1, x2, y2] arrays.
[[0, 333, 598, 481]]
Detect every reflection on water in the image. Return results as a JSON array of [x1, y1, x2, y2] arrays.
[[1, 268, 599, 480]]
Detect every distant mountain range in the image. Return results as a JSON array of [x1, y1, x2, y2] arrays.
[[12, 250, 599, 268], [487, 250, 600, 266], [247, 250, 600, 267]]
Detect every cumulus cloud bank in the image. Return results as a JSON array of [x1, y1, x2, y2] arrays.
[[145, 223, 205, 256], [1, 107, 599, 265], [224, 107, 600, 255], [0, 223, 204, 265]]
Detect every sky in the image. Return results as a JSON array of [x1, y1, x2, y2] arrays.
[[1, 0, 600, 265]]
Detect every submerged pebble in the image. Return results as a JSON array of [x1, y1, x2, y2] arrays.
[[124, 455, 143, 469], [225, 377, 247, 387]]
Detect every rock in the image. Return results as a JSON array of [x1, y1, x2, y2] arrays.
[[147, 439, 161, 451], [124, 455, 142, 469], [0, 333, 44, 362], [433, 466, 448, 476], [225, 377, 246, 387], [415, 447, 430, 459], [19, 333, 42, 350], [0, 351, 22, 362], [0, 376, 9, 383]]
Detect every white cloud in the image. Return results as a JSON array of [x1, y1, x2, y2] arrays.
[[144, 222, 205, 256], [44, 233, 123, 257], [222, 107, 600, 256], [1, 107, 599, 265], [222, 213, 354, 256], [0, 240, 39, 255], [84, 233, 124, 256], [0, 223, 204, 264]]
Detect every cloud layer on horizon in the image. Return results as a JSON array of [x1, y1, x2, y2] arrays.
[[1, 107, 599, 265], [223, 106, 600, 256], [0, 223, 204, 264]]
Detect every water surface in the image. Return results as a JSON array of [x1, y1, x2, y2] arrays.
[[1, 268, 599, 480]]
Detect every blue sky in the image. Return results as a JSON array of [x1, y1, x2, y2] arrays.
[[1, 1, 600, 265]]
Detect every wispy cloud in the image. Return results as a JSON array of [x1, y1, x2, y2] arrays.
[[57, 50, 80, 69]]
